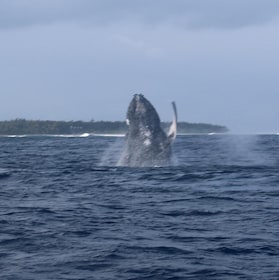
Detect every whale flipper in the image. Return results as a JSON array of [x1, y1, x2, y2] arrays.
[[168, 101, 177, 142]]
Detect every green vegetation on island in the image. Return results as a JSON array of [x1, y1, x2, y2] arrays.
[[0, 119, 229, 135]]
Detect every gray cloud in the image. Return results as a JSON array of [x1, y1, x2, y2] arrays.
[[1, 0, 279, 30], [1, 0, 279, 133]]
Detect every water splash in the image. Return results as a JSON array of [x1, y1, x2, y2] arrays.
[[203, 134, 276, 167], [98, 138, 124, 166]]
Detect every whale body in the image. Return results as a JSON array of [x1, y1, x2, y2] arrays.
[[117, 94, 177, 167]]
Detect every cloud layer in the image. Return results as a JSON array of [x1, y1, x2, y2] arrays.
[[1, 0, 279, 30], [1, 1, 279, 132]]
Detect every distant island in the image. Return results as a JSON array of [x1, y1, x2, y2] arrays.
[[0, 119, 229, 135]]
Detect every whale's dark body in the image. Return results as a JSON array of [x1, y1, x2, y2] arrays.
[[117, 94, 177, 167]]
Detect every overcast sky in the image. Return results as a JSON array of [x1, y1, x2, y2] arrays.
[[1, 0, 279, 133]]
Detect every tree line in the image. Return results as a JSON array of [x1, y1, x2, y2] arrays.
[[0, 119, 228, 135]]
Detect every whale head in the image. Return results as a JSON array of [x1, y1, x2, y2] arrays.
[[126, 94, 162, 138], [118, 94, 177, 167]]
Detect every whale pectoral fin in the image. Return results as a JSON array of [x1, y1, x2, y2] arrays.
[[167, 101, 177, 142]]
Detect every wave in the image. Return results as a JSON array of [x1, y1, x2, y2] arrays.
[[0, 133, 125, 138], [3, 135, 27, 138], [0, 168, 11, 178], [92, 133, 125, 137]]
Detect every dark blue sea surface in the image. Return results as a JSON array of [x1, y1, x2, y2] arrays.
[[0, 134, 279, 280]]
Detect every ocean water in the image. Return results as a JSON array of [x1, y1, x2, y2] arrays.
[[0, 134, 279, 280]]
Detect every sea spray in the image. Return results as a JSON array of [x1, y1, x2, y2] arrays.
[[210, 134, 275, 167], [98, 137, 124, 166]]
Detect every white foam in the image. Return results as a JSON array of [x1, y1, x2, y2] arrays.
[[92, 134, 125, 137], [80, 133, 90, 137], [5, 135, 27, 138]]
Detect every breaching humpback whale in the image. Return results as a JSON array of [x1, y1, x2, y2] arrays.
[[117, 94, 177, 167]]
